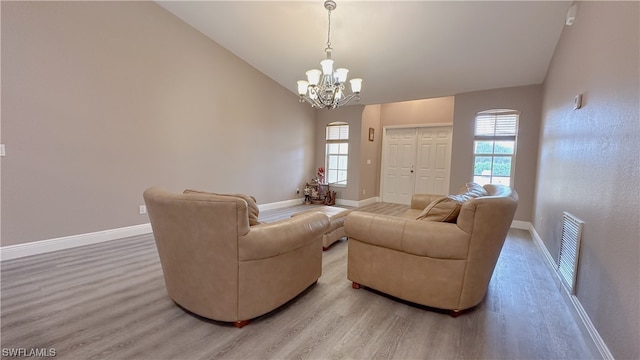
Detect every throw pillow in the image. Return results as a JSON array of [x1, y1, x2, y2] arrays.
[[416, 197, 463, 223], [451, 182, 489, 202], [464, 182, 489, 198], [183, 189, 261, 226]]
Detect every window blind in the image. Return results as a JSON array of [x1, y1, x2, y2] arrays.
[[326, 124, 349, 140], [474, 112, 518, 137]]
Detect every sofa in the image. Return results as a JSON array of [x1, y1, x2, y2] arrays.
[[143, 187, 330, 327], [344, 183, 518, 315]]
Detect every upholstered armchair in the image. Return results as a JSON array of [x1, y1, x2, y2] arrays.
[[143, 187, 330, 327], [344, 184, 518, 315]]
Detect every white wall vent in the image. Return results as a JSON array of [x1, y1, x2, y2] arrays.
[[558, 212, 584, 294]]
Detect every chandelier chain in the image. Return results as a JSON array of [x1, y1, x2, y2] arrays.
[[326, 9, 332, 51]]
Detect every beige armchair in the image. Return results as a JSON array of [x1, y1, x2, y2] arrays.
[[344, 184, 518, 315], [143, 187, 330, 327]]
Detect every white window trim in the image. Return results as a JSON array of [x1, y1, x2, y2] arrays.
[[472, 110, 519, 186], [325, 122, 349, 187]]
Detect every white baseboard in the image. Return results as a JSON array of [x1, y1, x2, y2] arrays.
[[1, 198, 305, 261], [258, 198, 303, 211], [529, 225, 557, 271], [0, 223, 152, 261], [336, 198, 358, 207], [529, 226, 613, 360], [357, 196, 381, 207], [336, 196, 380, 208]]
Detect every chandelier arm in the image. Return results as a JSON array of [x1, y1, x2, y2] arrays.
[[301, 91, 360, 108], [337, 93, 360, 107]]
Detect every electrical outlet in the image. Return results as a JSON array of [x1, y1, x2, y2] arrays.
[[139, 205, 147, 215], [362, 189, 366, 195], [296, 188, 300, 195]]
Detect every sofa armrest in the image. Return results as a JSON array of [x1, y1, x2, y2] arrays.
[[344, 212, 470, 259], [410, 194, 444, 210], [239, 212, 330, 261]]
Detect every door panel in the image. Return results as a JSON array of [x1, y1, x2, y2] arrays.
[[414, 141, 433, 194]]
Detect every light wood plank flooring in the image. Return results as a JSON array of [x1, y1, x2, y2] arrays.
[[1, 203, 599, 359]]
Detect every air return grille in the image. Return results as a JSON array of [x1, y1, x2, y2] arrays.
[[558, 212, 584, 294]]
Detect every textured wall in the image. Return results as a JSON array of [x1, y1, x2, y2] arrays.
[[1, 2, 316, 245], [535, 2, 639, 358]]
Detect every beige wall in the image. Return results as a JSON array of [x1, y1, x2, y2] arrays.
[[380, 97, 455, 127], [535, 2, 639, 358], [1, 2, 317, 246], [359, 105, 382, 200], [452, 85, 542, 222]]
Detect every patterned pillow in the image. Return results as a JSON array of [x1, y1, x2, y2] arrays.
[[464, 182, 489, 197], [183, 189, 261, 226], [452, 182, 489, 202], [416, 197, 463, 223]]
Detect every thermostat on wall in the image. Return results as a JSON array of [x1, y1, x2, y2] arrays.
[[574, 94, 583, 110]]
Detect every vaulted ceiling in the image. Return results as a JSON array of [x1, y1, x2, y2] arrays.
[[158, 1, 571, 105]]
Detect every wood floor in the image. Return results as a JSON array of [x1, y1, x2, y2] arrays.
[[1, 203, 599, 360]]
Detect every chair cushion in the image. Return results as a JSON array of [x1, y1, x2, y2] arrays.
[[183, 189, 261, 226], [416, 197, 462, 222]]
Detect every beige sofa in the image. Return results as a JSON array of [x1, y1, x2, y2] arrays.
[[344, 184, 518, 315], [143, 187, 330, 327]]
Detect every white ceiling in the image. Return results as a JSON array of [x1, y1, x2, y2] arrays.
[[158, 1, 571, 105]]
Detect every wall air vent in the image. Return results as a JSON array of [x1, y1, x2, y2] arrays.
[[558, 212, 584, 294]]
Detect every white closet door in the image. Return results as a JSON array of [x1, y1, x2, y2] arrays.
[[382, 126, 452, 205], [382, 128, 418, 205], [414, 127, 452, 195]]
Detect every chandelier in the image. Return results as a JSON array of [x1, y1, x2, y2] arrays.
[[297, 0, 362, 109]]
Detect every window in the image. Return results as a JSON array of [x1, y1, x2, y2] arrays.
[[473, 109, 519, 186], [326, 122, 349, 186]]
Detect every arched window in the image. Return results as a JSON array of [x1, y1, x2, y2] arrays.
[[473, 109, 519, 186], [325, 122, 349, 186]]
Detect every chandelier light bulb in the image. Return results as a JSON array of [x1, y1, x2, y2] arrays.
[[350, 78, 362, 93], [335, 68, 349, 83], [306, 69, 322, 86], [320, 59, 334, 76], [297, 80, 309, 95]]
